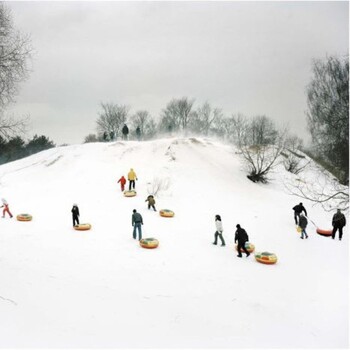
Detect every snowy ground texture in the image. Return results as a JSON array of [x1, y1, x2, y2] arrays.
[[0, 137, 348, 348]]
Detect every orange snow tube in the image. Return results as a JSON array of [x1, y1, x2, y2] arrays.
[[74, 224, 92, 231], [236, 242, 255, 253], [16, 214, 32, 221], [140, 238, 159, 249], [159, 209, 174, 218], [316, 228, 332, 237], [255, 252, 278, 265], [124, 190, 137, 197]]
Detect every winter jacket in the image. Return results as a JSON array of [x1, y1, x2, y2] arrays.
[[128, 169, 137, 181], [132, 212, 143, 225], [145, 195, 155, 205], [118, 176, 126, 185], [298, 216, 308, 229], [71, 206, 80, 217], [332, 212, 346, 227], [235, 227, 249, 244], [293, 204, 307, 216], [122, 125, 129, 135], [215, 220, 223, 233]]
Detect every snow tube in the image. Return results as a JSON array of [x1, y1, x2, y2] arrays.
[[140, 238, 159, 249], [159, 209, 174, 217], [74, 223, 92, 231], [255, 252, 277, 265], [236, 242, 255, 253], [16, 214, 32, 221], [124, 190, 137, 197], [316, 228, 332, 237], [296, 226, 302, 233]]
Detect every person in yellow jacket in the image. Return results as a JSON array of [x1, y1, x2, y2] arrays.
[[128, 168, 138, 190]]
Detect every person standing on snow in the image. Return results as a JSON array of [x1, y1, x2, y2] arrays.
[[1, 198, 13, 218], [117, 175, 127, 192], [298, 213, 308, 239], [136, 126, 141, 141], [122, 124, 129, 140], [293, 202, 307, 225], [71, 204, 80, 227], [132, 209, 143, 240], [145, 195, 157, 211], [235, 224, 250, 258], [212, 214, 226, 246], [128, 168, 137, 190], [332, 209, 346, 241]]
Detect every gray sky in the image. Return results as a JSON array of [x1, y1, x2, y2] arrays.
[[6, 1, 349, 145]]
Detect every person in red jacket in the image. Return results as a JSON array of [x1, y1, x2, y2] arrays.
[[1, 198, 13, 218], [117, 175, 126, 191]]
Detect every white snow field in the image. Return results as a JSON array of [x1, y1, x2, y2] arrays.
[[0, 137, 348, 348]]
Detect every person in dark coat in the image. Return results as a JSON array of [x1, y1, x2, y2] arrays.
[[132, 209, 143, 240], [212, 214, 225, 246], [136, 126, 141, 141], [71, 204, 80, 227], [235, 224, 250, 258], [293, 202, 307, 225], [298, 213, 308, 239], [145, 195, 156, 211], [332, 209, 346, 240], [110, 131, 115, 141], [103, 131, 108, 141], [122, 124, 129, 140]]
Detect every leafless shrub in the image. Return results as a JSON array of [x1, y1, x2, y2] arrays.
[[147, 176, 171, 196]]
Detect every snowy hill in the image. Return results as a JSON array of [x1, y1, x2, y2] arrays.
[[0, 137, 348, 348]]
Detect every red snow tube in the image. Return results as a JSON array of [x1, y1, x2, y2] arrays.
[[316, 228, 332, 237]]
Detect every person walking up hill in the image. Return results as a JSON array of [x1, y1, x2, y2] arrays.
[[293, 202, 307, 225], [298, 213, 308, 239], [212, 214, 226, 246], [128, 168, 138, 190], [117, 175, 126, 192], [132, 209, 143, 241], [71, 204, 80, 227], [235, 224, 250, 258], [1, 198, 13, 218], [145, 195, 156, 211], [332, 209, 346, 241]]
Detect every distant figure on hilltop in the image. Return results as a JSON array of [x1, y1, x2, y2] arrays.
[[128, 168, 137, 190], [103, 131, 108, 142], [132, 209, 143, 241], [212, 214, 225, 246], [235, 224, 250, 258], [332, 209, 346, 241], [298, 213, 308, 239], [293, 202, 307, 225], [145, 195, 156, 211], [110, 131, 115, 141], [71, 203, 80, 227], [1, 198, 13, 218], [136, 126, 141, 141], [117, 175, 126, 192], [122, 124, 129, 140]]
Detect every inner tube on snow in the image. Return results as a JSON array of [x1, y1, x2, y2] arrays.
[[316, 228, 333, 237], [124, 190, 137, 197], [159, 209, 174, 217], [140, 238, 159, 249], [236, 242, 255, 253], [74, 223, 92, 231], [255, 252, 277, 265], [16, 214, 32, 221]]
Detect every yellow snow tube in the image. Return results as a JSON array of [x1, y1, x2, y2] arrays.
[[74, 223, 92, 231], [255, 252, 277, 265], [16, 214, 32, 221], [159, 209, 174, 217], [124, 190, 137, 197], [140, 238, 159, 249]]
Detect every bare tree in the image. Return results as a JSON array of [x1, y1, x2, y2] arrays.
[[190, 101, 223, 135], [130, 110, 157, 140], [159, 97, 195, 132], [233, 115, 286, 183], [0, 112, 29, 139], [283, 135, 309, 174], [96, 102, 129, 138], [0, 3, 32, 109], [147, 176, 171, 196]]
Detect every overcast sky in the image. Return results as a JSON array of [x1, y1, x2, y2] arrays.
[[6, 1, 349, 145]]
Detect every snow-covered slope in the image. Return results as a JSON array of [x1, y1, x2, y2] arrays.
[[0, 137, 348, 348]]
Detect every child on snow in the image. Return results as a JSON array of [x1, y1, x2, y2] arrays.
[[298, 213, 308, 239], [117, 175, 126, 191], [1, 198, 13, 218], [71, 204, 80, 227], [145, 195, 157, 211], [212, 214, 225, 246]]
